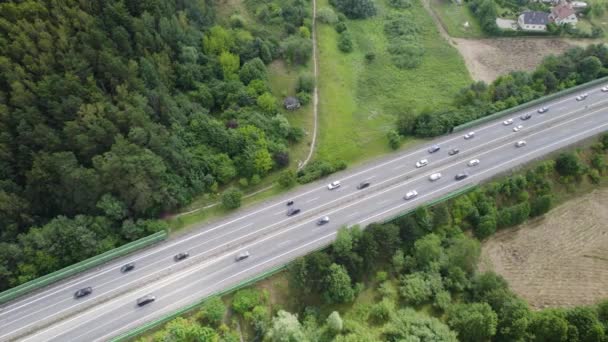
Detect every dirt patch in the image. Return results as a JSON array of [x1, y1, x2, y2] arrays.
[[451, 38, 586, 84], [480, 188, 608, 310]]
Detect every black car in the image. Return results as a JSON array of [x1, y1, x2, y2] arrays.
[[448, 148, 460, 156], [520, 113, 532, 120], [137, 295, 156, 307], [286, 200, 294, 206], [428, 145, 440, 153], [356, 181, 371, 190], [235, 251, 250, 261], [74, 287, 93, 299], [287, 208, 301, 216], [121, 262, 135, 273], [174, 252, 189, 261], [454, 172, 469, 181]]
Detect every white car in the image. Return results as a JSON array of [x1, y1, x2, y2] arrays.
[[429, 173, 442, 181], [415, 159, 429, 168], [537, 106, 548, 113], [503, 118, 514, 126], [404, 190, 418, 200], [468, 159, 480, 167], [602, 86, 608, 92], [576, 93, 588, 101], [327, 181, 341, 190], [464, 132, 475, 139], [515, 140, 527, 148], [512, 125, 523, 132]]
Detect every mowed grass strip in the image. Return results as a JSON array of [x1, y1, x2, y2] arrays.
[[315, 0, 471, 164]]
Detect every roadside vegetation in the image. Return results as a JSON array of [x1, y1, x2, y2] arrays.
[[0, 0, 313, 291], [314, 0, 471, 163], [141, 134, 608, 342], [397, 44, 608, 138], [430, 0, 485, 38]]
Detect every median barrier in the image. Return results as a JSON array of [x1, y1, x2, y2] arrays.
[[453, 76, 608, 132], [0, 230, 168, 305]]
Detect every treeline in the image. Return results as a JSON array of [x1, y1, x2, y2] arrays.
[[396, 44, 608, 138], [0, 0, 311, 291], [144, 135, 608, 341]]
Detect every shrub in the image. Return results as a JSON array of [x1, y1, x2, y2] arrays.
[[278, 170, 297, 188], [387, 130, 401, 150], [317, 7, 339, 24], [222, 188, 243, 209], [232, 288, 262, 314], [335, 21, 347, 33], [296, 92, 311, 106], [297, 73, 315, 93], [338, 31, 354, 53], [388, 0, 412, 8], [365, 52, 376, 63], [330, 0, 377, 19]]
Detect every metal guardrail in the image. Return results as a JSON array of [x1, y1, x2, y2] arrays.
[[112, 184, 479, 341], [453, 76, 608, 132], [0, 230, 168, 305]]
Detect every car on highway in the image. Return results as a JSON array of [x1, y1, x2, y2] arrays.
[[468, 159, 480, 167], [317, 216, 330, 225], [137, 295, 156, 307], [513, 125, 523, 132], [235, 251, 250, 261], [404, 190, 418, 200], [576, 93, 588, 101], [428, 145, 440, 153], [515, 140, 527, 147], [356, 181, 371, 190], [327, 181, 341, 190], [429, 173, 442, 181], [503, 118, 514, 125], [602, 86, 608, 92], [415, 159, 429, 168], [454, 172, 469, 181], [287, 208, 301, 216], [174, 252, 189, 261], [464, 132, 475, 139], [537, 106, 549, 113], [74, 287, 93, 299], [448, 148, 460, 156], [287, 200, 294, 206], [520, 113, 532, 120], [120, 263, 135, 273]]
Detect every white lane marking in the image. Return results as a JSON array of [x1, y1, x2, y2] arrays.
[[7, 104, 608, 336], [358, 121, 608, 225], [277, 240, 292, 247], [378, 199, 391, 205], [91, 231, 338, 342], [346, 212, 358, 218], [273, 211, 284, 216], [367, 175, 377, 180], [392, 164, 408, 170], [3, 86, 597, 315], [305, 197, 319, 203], [23, 113, 608, 342]]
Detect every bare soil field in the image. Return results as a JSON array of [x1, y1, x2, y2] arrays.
[[451, 38, 587, 84], [480, 188, 608, 310]]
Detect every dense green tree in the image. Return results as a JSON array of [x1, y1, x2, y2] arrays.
[[278, 170, 297, 188], [323, 263, 356, 304], [222, 188, 243, 209], [330, 0, 377, 19], [383, 308, 458, 341], [199, 296, 226, 327], [232, 288, 262, 314], [239, 58, 267, 85], [447, 302, 498, 342], [528, 310, 569, 342], [555, 152, 583, 177], [413, 233, 443, 270], [565, 307, 605, 342], [326, 311, 343, 333], [399, 272, 433, 305], [265, 310, 309, 342]]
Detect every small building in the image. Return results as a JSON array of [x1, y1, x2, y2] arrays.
[[571, 1, 588, 11], [518, 11, 550, 31], [283, 97, 301, 110], [550, 3, 578, 25]]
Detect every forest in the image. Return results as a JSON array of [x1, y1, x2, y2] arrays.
[[143, 134, 608, 342], [0, 0, 312, 291]]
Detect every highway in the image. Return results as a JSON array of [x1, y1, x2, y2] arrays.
[[2, 84, 608, 341]]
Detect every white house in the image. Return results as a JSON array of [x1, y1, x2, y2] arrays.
[[518, 11, 550, 31], [550, 3, 578, 25]]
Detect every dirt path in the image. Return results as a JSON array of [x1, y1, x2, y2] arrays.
[[480, 188, 608, 309], [299, 0, 319, 170]]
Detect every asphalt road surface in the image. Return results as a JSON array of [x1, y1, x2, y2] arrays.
[[2, 85, 608, 341]]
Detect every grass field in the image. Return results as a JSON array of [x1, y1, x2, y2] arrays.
[[315, 0, 471, 164], [430, 0, 485, 38]]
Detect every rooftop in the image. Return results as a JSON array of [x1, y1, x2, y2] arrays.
[[521, 11, 550, 25]]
